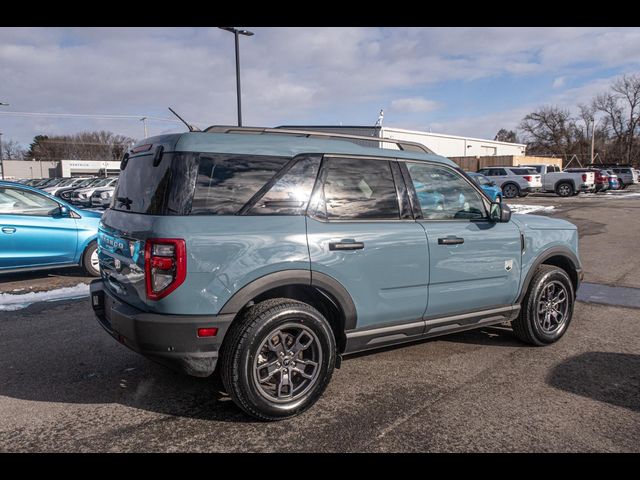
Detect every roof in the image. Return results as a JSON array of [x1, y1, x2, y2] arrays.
[[143, 131, 457, 167]]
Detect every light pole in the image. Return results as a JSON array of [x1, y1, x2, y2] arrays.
[[0, 102, 8, 180], [218, 27, 254, 127]]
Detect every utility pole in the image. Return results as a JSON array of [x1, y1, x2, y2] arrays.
[[590, 118, 596, 165], [218, 27, 254, 127], [140, 117, 148, 138], [0, 131, 4, 180]]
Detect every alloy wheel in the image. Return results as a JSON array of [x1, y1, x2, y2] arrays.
[[536, 280, 569, 334], [252, 323, 322, 403]]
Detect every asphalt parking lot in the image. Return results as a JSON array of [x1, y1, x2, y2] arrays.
[[1, 189, 639, 452]]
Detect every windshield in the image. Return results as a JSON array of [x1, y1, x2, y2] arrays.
[[57, 178, 78, 187], [94, 177, 115, 187]]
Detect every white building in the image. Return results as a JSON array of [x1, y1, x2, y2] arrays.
[[277, 125, 526, 158], [60, 160, 121, 177]]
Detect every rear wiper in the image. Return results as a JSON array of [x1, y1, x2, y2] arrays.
[[116, 197, 133, 210]]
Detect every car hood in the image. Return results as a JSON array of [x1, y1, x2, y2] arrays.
[[511, 214, 576, 230]]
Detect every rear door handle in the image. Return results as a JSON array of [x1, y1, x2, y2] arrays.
[[438, 236, 464, 245], [329, 240, 365, 251], [1, 227, 16, 234]]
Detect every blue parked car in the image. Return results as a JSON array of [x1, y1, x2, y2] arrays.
[[91, 127, 583, 421], [0, 181, 101, 276], [468, 172, 503, 202]]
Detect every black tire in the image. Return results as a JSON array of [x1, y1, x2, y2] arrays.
[[219, 298, 336, 421], [556, 182, 574, 197], [618, 180, 626, 190], [82, 241, 100, 277], [512, 265, 575, 346], [502, 183, 520, 199]]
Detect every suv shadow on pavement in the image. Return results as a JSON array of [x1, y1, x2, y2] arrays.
[[547, 352, 640, 413], [0, 301, 255, 423]]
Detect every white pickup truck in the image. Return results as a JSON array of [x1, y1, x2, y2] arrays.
[[520, 164, 596, 197]]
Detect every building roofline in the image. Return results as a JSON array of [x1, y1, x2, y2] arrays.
[[277, 124, 527, 148]]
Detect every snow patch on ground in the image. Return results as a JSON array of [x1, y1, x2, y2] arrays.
[[507, 204, 556, 215], [0, 283, 90, 311]]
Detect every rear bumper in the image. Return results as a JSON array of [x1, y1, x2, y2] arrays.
[[90, 279, 234, 377]]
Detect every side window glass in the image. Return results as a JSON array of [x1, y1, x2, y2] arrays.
[[0, 188, 59, 216], [249, 155, 321, 215], [190, 154, 289, 215], [321, 157, 400, 220], [406, 163, 487, 220]]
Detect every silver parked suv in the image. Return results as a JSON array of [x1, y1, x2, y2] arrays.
[[476, 166, 543, 199]]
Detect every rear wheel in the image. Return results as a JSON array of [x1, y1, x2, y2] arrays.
[[512, 265, 574, 346], [82, 241, 100, 277], [556, 182, 573, 197], [502, 183, 520, 199], [220, 298, 336, 421]]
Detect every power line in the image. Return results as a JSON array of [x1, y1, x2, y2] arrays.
[[0, 111, 212, 125]]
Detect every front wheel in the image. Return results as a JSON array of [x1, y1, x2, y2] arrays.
[[220, 298, 336, 421], [82, 241, 100, 277], [511, 265, 574, 346]]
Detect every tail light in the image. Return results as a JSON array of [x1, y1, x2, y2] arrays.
[[144, 238, 186, 301], [523, 176, 532, 182], [582, 174, 587, 182]]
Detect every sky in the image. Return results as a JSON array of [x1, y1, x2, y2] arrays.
[[2, 27, 640, 148]]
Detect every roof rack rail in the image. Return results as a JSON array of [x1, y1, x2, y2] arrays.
[[202, 125, 435, 155]]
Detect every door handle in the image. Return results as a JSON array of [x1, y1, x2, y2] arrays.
[[438, 236, 464, 245], [329, 240, 365, 251], [1, 227, 16, 234]]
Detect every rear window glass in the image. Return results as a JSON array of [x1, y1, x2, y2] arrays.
[[112, 152, 293, 215], [510, 168, 536, 175], [113, 154, 171, 214]]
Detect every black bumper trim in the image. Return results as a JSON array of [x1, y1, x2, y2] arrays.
[[90, 279, 234, 377]]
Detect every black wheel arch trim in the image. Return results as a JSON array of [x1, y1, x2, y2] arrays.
[[517, 247, 582, 304], [218, 269, 358, 331]]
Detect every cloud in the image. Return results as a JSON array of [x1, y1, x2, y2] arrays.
[[553, 76, 566, 88], [1, 27, 640, 146], [390, 97, 440, 113]]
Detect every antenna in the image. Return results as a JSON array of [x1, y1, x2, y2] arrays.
[[168, 107, 201, 132]]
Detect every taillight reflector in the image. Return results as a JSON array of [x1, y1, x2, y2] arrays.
[[197, 328, 218, 338], [523, 176, 532, 181], [582, 174, 588, 182]]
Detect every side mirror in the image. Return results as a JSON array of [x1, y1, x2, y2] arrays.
[[490, 202, 511, 222], [50, 205, 71, 217]]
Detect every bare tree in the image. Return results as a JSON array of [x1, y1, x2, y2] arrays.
[[593, 74, 640, 162], [1, 139, 26, 160], [494, 128, 518, 143], [27, 131, 136, 162], [519, 106, 575, 157]]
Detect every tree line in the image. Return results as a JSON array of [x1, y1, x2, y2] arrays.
[[495, 73, 640, 165], [1, 131, 136, 162]]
